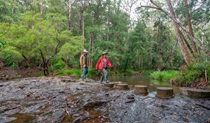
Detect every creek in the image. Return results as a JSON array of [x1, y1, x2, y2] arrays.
[[94, 74, 181, 94]]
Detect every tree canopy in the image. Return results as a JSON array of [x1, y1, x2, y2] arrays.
[[0, 0, 209, 75]]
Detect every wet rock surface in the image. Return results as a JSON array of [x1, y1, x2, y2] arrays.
[[0, 77, 210, 123]]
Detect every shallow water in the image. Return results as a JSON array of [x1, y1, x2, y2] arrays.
[[96, 74, 181, 93]]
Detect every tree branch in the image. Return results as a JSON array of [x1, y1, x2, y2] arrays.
[[47, 39, 60, 63], [161, 40, 178, 70], [140, 0, 210, 56]]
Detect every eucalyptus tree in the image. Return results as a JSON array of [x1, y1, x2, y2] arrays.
[[175, 0, 210, 61], [138, 0, 210, 66]]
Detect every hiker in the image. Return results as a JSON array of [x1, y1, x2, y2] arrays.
[[80, 49, 90, 80], [95, 51, 112, 84]]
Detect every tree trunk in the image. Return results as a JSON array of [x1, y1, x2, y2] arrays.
[[107, 0, 110, 41], [40, 50, 49, 76], [124, 58, 129, 72], [90, 33, 94, 67], [21, 54, 30, 67], [184, 0, 197, 53], [179, 29, 196, 59], [81, 10, 85, 45], [161, 40, 178, 70], [66, 0, 73, 30], [166, 0, 191, 65]]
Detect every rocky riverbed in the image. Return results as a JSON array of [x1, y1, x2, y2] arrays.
[[0, 77, 210, 123]]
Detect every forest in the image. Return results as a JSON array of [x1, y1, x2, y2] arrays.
[[0, 0, 209, 87]]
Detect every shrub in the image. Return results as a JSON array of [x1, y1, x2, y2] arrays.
[[141, 70, 155, 75], [176, 62, 210, 85], [58, 69, 81, 77], [51, 58, 65, 70], [87, 67, 98, 76], [150, 70, 179, 81]]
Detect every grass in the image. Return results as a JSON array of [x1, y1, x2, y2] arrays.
[[150, 70, 180, 81], [34, 71, 44, 77], [141, 70, 155, 75], [58, 69, 81, 77]]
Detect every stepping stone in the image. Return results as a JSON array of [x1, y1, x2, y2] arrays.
[[111, 82, 122, 88], [104, 83, 114, 88], [180, 87, 190, 96], [134, 85, 148, 95], [129, 85, 134, 90], [115, 84, 129, 90], [156, 87, 173, 99], [187, 89, 210, 98], [111, 81, 122, 85], [61, 79, 75, 82]]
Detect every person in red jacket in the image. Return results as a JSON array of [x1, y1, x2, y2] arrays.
[[95, 51, 112, 84]]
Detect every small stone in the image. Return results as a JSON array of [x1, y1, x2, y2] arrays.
[[73, 113, 80, 117]]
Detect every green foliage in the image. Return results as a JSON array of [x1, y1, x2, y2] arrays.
[[58, 69, 81, 77], [0, 46, 23, 67], [124, 69, 134, 74], [141, 70, 155, 75], [177, 62, 210, 85], [0, 11, 83, 73], [51, 58, 65, 70], [108, 69, 121, 75], [150, 70, 180, 81], [3, 54, 12, 66], [87, 67, 97, 76], [0, 0, 209, 76], [34, 71, 44, 77], [10, 62, 17, 69], [0, 42, 3, 48]]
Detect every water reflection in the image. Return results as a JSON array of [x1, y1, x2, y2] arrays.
[[107, 75, 170, 92]]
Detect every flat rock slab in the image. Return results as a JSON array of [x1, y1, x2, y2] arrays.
[[134, 85, 148, 96], [104, 83, 114, 88], [187, 89, 210, 99], [156, 87, 173, 99], [115, 84, 129, 90]]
